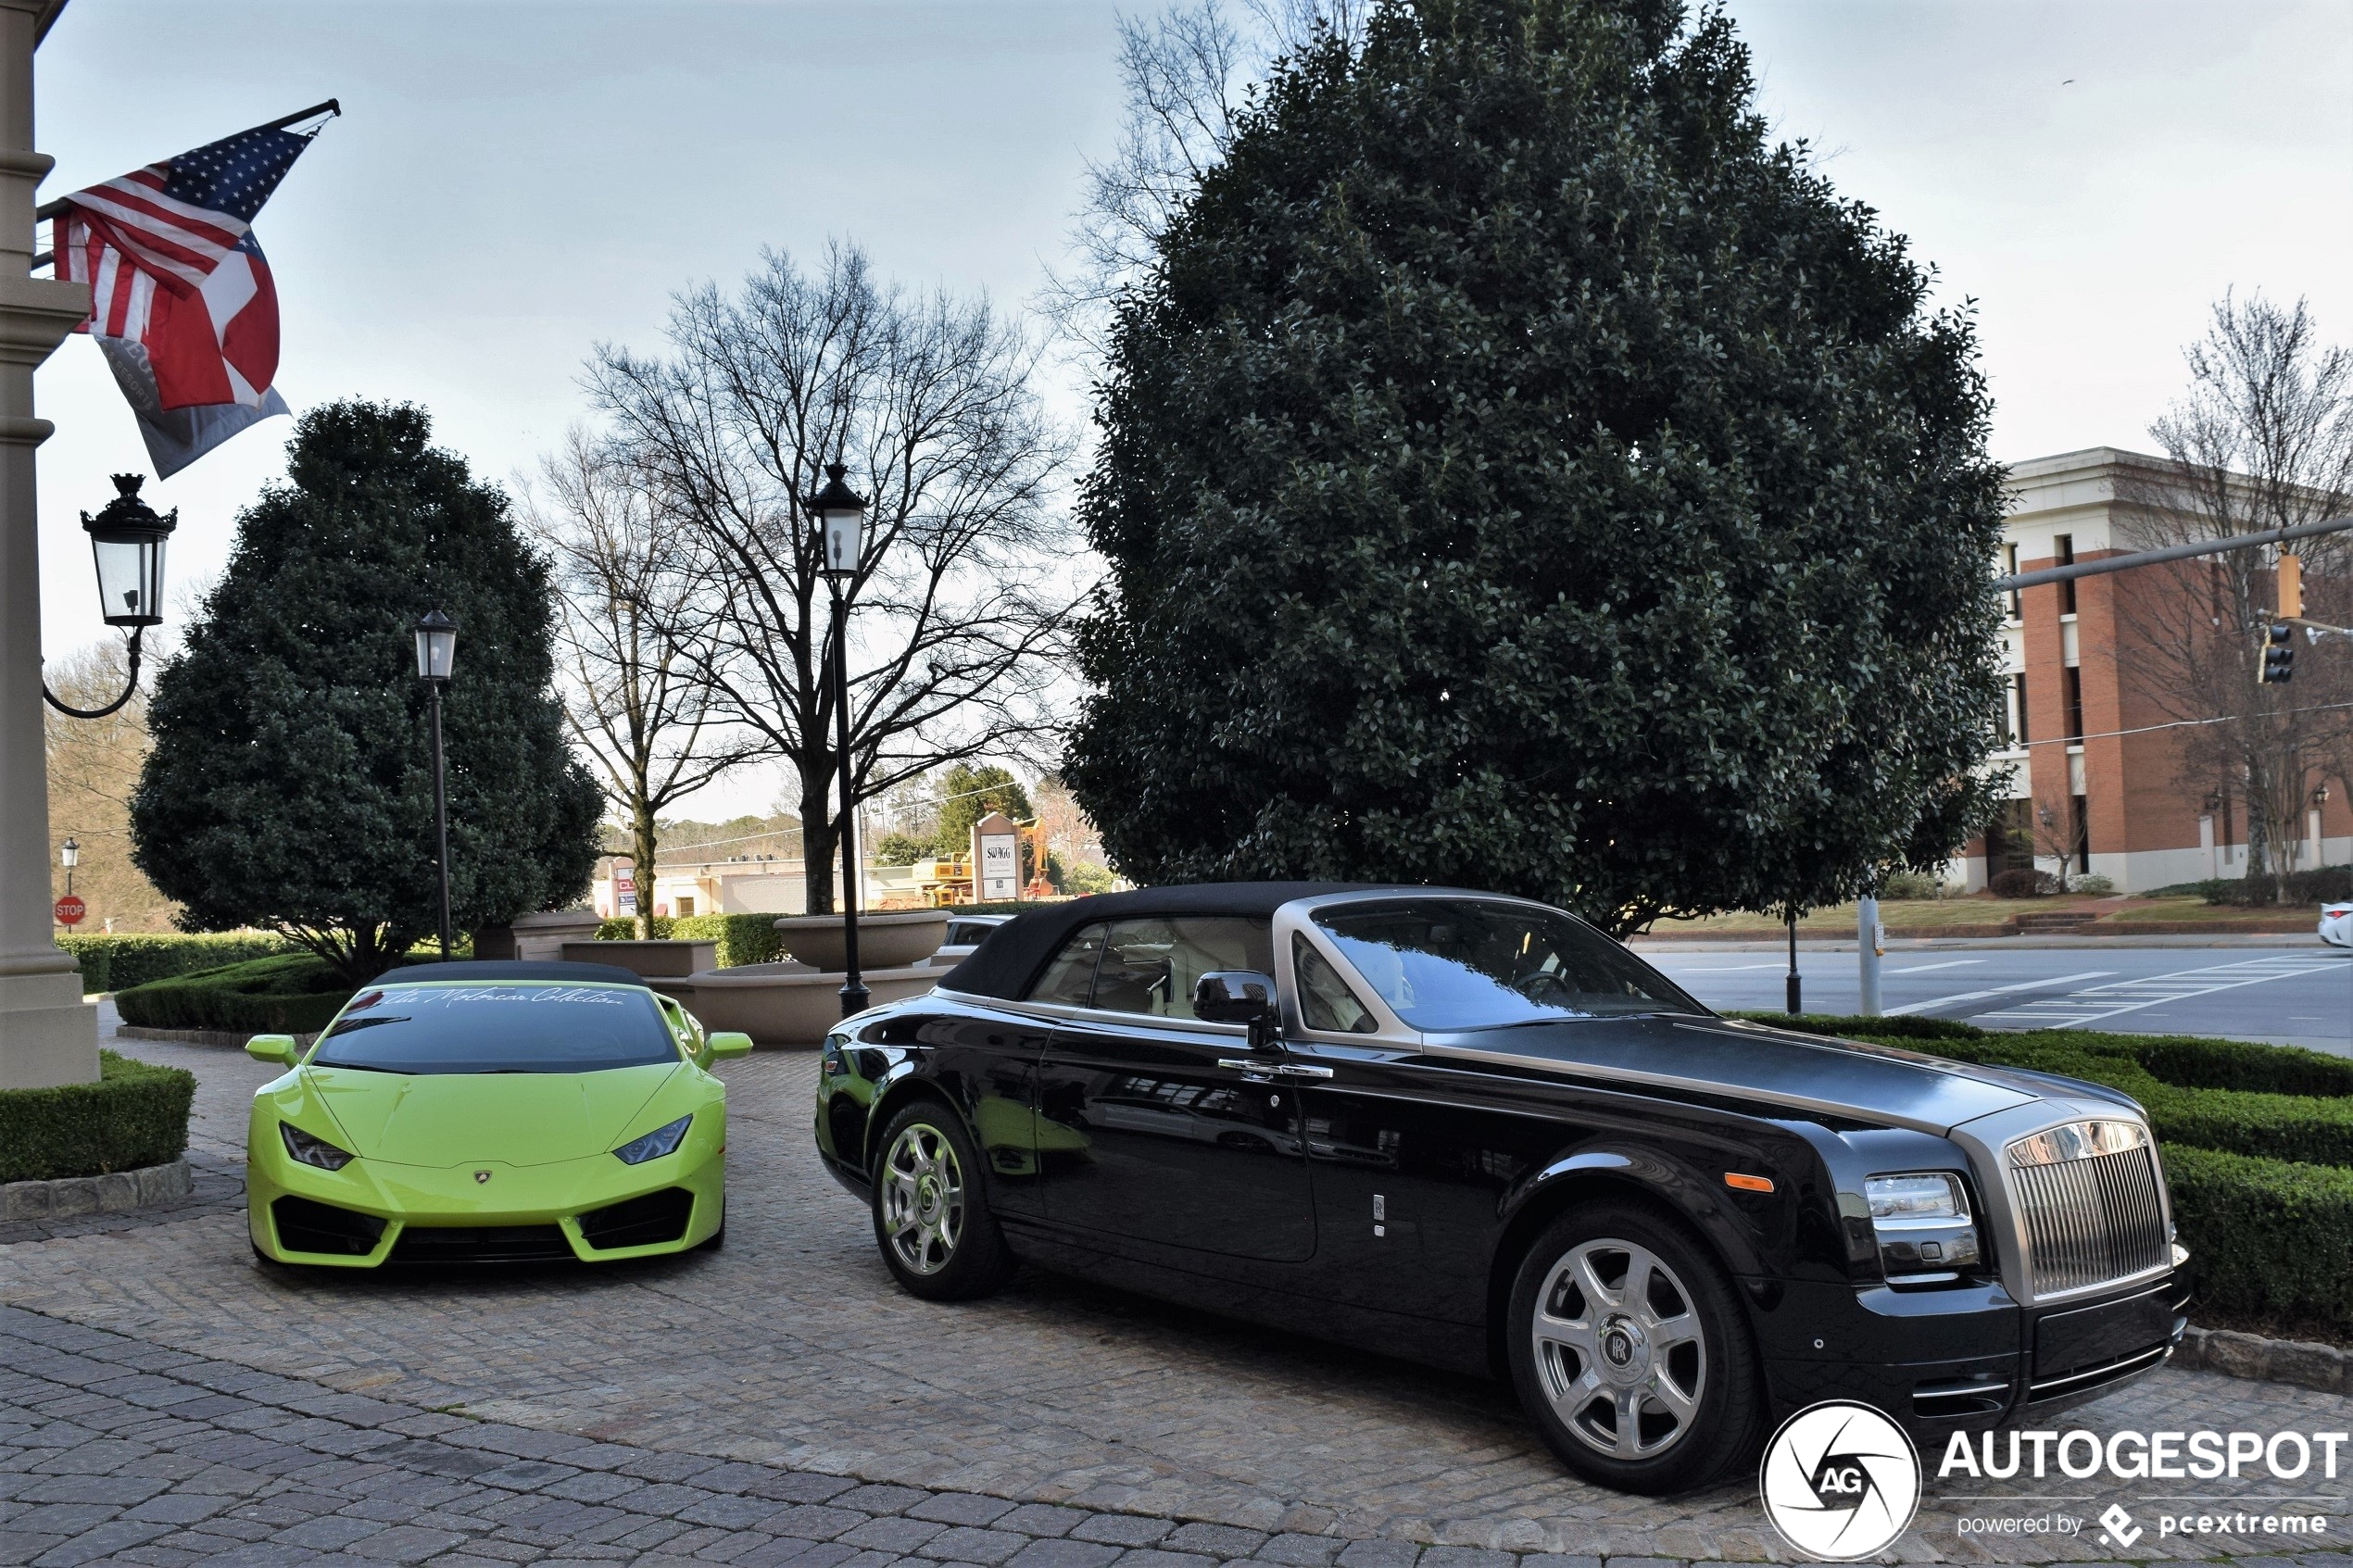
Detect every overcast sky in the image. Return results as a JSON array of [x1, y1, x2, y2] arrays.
[[30, 0, 2353, 816]]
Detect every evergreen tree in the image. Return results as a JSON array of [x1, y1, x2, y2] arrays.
[[931, 765, 1034, 857], [132, 401, 604, 982], [1067, 0, 2007, 934]]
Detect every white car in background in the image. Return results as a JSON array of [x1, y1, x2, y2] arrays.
[[2322, 902, 2353, 949]]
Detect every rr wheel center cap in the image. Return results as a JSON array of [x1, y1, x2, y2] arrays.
[[1598, 1315, 1651, 1384]]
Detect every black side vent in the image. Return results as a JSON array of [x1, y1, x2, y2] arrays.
[[389, 1225, 573, 1264], [271, 1197, 386, 1257], [578, 1188, 695, 1250]]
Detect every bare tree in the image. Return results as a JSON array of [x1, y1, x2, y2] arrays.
[[2115, 292, 2353, 895], [588, 245, 1076, 916], [522, 428, 755, 935], [1042, 0, 1367, 348]]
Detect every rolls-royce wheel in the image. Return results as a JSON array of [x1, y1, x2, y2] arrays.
[[1506, 1200, 1763, 1494], [870, 1099, 1016, 1300]]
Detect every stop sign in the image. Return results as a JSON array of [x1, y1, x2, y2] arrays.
[[54, 895, 85, 926]]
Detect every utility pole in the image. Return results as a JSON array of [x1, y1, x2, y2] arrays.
[[1856, 889, 1883, 1017]]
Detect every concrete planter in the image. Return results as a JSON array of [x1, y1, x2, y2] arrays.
[[2, 1158, 190, 1221], [474, 909, 604, 962], [653, 963, 940, 1048], [558, 939, 716, 978], [772, 911, 949, 972]]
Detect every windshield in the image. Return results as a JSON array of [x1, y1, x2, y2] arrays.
[[1313, 900, 1705, 1030], [310, 984, 682, 1074]]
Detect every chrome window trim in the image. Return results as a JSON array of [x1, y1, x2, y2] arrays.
[[927, 986, 1252, 1040]]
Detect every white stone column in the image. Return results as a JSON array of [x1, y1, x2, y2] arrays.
[[0, 0, 98, 1090]]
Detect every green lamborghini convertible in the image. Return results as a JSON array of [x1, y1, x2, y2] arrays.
[[245, 960, 750, 1267]]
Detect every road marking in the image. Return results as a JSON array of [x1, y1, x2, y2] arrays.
[[1885, 960, 1984, 974], [1972, 955, 2346, 1029], [1884, 972, 2115, 1017]]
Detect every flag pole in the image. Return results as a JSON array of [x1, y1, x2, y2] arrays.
[[33, 98, 339, 222]]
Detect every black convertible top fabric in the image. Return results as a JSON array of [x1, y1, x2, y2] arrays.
[[381, 960, 647, 986], [937, 882, 1377, 1001]]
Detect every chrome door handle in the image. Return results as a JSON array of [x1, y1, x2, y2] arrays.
[[1216, 1059, 1334, 1080]]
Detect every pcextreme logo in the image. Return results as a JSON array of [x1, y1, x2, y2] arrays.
[[1758, 1401, 1922, 1561]]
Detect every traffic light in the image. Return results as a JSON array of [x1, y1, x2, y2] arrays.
[[2279, 552, 2304, 620], [2260, 621, 2296, 684]]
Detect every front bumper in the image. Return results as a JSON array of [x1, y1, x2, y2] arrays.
[[1754, 1263, 2193, 1438], [247, 1139, 725, 1266]]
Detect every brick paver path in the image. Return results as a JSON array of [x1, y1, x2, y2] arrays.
[[4, 1013, 2350, 1563]]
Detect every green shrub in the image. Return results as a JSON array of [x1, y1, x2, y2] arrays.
[[0, 1050, 195, 1182], [114, 952, 354, 1035], [2160, 1145, 2353, 1330], [58, 932, 294, 993], [2172, 868, 2352, 906], [1878, 871, 1944, 900], [71, 948, 110, 996], [595, 913, 782, 967], [1731, 1010, 1983, 1041]]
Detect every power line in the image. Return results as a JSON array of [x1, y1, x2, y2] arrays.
[[2009, 698, 2353, 750]]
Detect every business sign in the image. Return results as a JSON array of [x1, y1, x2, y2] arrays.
[[973, 812, 1020, 902], [613, 862, 636, 916], [53, 895, 86, 926]]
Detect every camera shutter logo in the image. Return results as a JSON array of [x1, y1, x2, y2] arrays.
[[1757, 1401, 1921, 1561]]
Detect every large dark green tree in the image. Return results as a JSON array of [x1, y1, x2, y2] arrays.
[[1066, 0, 2008, 934], [132, 401, 604, 982]]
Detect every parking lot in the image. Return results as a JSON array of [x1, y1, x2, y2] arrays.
[[3, 1011, 2350, 1563]]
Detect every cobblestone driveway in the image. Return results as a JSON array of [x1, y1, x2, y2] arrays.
[[4, 1018, 2350, 1563]]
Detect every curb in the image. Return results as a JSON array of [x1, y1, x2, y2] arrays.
[[117, 1023, 319, 1050], [0, 1157, 191, 1222], [2178, 1323, 2349, 1394]]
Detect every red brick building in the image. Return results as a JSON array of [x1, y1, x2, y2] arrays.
[[1961, 448, 2351, 892]]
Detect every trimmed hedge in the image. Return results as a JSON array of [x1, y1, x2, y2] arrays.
[[2161, 1146, 2353, 1327], [0, 1049, 195, 1182], [596, 913, 785, 967], [1737, 1011, 2353, 1335], [114, 952, 354, 1035], [59, 932, 293, 995]]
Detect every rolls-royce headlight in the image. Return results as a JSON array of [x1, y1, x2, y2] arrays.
[[1866, 1172, 1981, 1282]]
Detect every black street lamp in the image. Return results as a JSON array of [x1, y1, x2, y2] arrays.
[[413, 608, 458, 960], [58, 836, 77, 897], [810, 461, 869, 1018], [44, 474, 178, 719]]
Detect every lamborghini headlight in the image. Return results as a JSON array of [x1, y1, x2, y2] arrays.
[[614, 1114, 693, 1165], [280, 1122, 355, 1171], [1865, 1172, 1980, 1281]]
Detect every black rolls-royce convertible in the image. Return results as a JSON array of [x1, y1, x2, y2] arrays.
[[813, 884, 2191, 1494]]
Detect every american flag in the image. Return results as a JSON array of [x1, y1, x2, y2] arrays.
[[55, 124, 311, 336]]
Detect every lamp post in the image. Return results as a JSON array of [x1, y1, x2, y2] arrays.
[[413, 609, 458, 960], [43, 474, 176, 719], [810, 461, 870, 1018], [57, 836, 75, 897]]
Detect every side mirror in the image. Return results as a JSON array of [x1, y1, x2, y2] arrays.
[[245, 1035, 300, 1068], [706, 1031, 754, 1060], [1194, 971, 1279, 1051]]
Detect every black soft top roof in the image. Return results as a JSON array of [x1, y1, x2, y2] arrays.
[[380, 960, 647, 986], [938, 882, 1378, 1001]]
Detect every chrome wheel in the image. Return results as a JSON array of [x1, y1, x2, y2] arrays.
[[880, 1122, 964, 1276], [1529, 1236, 1707, 1461]]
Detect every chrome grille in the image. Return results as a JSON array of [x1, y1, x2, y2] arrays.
[[2007, 1121, 2168, 1297]]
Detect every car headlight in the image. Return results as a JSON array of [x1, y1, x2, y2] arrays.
[[1865, 1172, 1981, 1282], [280, 1122, 355, 1171], [613, 1114, 693, 1165]]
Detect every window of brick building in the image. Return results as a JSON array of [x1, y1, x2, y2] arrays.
[[2055, 534, 2076, 615], [2063, 667, 2084, 740], [2011, 672, 2030, 747]]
